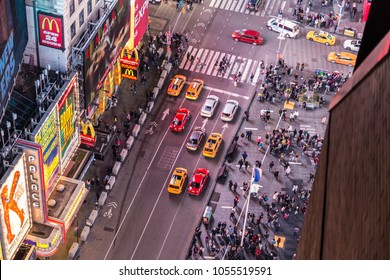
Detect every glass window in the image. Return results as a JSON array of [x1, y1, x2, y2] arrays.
[[87, 0, 92, 14], [70, 0, 75, 15], [70, 21, 76, 38], [79, 9, 84, 27]]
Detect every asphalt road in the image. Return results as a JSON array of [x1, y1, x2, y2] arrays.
[[78, 1, 355, 260]]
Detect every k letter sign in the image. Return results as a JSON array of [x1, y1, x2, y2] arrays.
[[38, 11, 64, 50]]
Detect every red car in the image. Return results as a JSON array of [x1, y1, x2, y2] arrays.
[[232, 29, 263, 45], [170, 108, 191, 132], [188, 168, 209, 196]]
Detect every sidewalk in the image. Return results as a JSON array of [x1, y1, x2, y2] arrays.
[[49, 33, 167, 260], [189, 67, 330, 260]]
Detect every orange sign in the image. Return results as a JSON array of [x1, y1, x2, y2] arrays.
[[122, 68, 138, 80]]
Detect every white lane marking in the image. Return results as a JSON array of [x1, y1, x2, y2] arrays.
[[230, 0, 239, 10], [234, 0, 241, 12], [239, 0, 247, 13], [210, 0, 217, 7], [225, 0, 234, 10], [245, 127, 258, 130], [104, 92, 189, 260], [221, 206, 234, 209], [214, 0, 222, 8], [281, 1, 286, 10], [203, 85, 249, 100]]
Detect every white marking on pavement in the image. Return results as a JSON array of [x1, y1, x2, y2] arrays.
[[245, 127, 258, 130], [221, 206, 234, 209], [203, 85, 249, 100]]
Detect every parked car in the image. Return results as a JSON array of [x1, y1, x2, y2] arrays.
[[167, 167, 187, 194], [220, 99, 239, 121], [188, 168, 209, 195], [185, 79, 204, 100], [343, 39, 361, 52], [327, 52, 357, 67], [201, 95, 219, 117], [170, 108, 191, 132]]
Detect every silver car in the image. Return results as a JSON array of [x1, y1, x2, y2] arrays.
[[186, 127, 206, 151], [343, 39, 361, 52], [201, 95, 219, 117], [221, 99, 239, 122]]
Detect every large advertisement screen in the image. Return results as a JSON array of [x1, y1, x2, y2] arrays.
[[58, 75, 77, 159], [83, 0, 130, 107], [37, 11, 64, 50], [33, 107, 60, 192], [133, 0, 148, 47], [0, 0, 28, 121], [0, 155, 31, 260]]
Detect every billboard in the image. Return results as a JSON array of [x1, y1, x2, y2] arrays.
[[37, 11, 64, 50], [16, 139, 46, 224], [0, 155, 31, 260], [33, 107, 60, 193], [121, 67, 138, 81], [83, 0, 130, 107], [58, 75, 77, 159], [133, 0, 149, 47], [0, 0, 28, 122]]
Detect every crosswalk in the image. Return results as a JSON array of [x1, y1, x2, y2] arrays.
[[299, 124, 316, 135], [208, 0, 308, 18], [179, 45, 264, 84]]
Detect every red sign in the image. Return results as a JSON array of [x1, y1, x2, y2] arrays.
[[80, 134, 96, 147], [120, 57, 139, 68], [134, 0, 149, 47], [38, 11, 63, 49]]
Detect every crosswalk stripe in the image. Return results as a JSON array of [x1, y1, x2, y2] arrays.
[[248, 60, 259, 83], [234, 0, 241, 12], [253, 65, 262, 84], [210, 0, 217, 7], [183, 47, 198, 70], [201, 50, 215, 74], [225, 0, 234, 10], [241, 58, 252, 82], [212, 52, 226, 76], [189, 48, 204, 72], [239, 1, 247, 13], [230, 0, 239, 10], [280, 0, 287, 11], [223, 54, 237, 79], [196, 49, 209, 73], [206, 51, 220, 75], [179, 45, 193, 69], [220, 0, 229, 9], [215, 0, 222, 8]]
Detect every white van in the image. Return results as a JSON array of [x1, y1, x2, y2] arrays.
[[266, 18, 300, 38]]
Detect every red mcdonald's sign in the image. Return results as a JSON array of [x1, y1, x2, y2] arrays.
[[38, 11, 64, 50]]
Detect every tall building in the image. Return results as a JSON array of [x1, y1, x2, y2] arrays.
[[296, 0, 390, 259]]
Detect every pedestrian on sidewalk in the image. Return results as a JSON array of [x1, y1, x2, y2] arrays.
[[233, 182, 238, 192], [300, 63, 305, 72], [238, 159, 244, 171], [228, 179, 233, 191], [250, 73, 254, 83], [285, 165, 291, 177], [273, 170, 279, 180], [294, 225, 300, 237], [246, 130, 252, 140], [230, 208, 236, 221], [240, 132, 245, 143], [296, 62, 300, 71], [269, 161, 274, 172], [255, 160, 261, 168]]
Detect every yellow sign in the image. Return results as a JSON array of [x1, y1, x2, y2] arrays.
[[122, 68, 138, 80], [284, 100, 295, 110], [274, 235, 286, 248], [80, 120, 95, 138], [41, 17, 60, 33]]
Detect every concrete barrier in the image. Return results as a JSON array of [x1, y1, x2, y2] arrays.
[[132, 124, 141, 138], [165, 62, 173, 73], [146, 101, 154, 113], [138, 111, 147, 125], [126, 136, 134, 150], [112, 161, 121, 176], [160, 69, 168, 79], [157, 47, 164, 57], [80, 226, 90, 242], [119, 149, 128, 161], [98, 191, 108, 206], [152, 87, 159, 100], [68, 242, 79, 258], [157, 77, 165, 90], [86, 209, 98, 226], [105, 176, 116, 191]]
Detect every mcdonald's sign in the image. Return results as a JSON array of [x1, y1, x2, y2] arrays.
[[122, 67, 138, 81], [38, 11, 64, 50], [80, 120, 96, 147]]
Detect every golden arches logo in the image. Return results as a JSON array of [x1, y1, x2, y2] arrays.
[[122, 68, 137, 80], [41, 17, 60, 33], [121, 46, 139, 61], [80, 120, 95, 138]]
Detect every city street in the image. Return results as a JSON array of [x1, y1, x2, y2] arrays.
[[71, 0, 362, 260]]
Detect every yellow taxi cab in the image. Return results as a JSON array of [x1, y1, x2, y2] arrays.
[[167, 75, 187, 96], [167, 167, 188, 194], [327, 51, 357, 67], [306, 30, 336, 46], [185, 79, 204, 100], [203, 133, 223, 158]]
